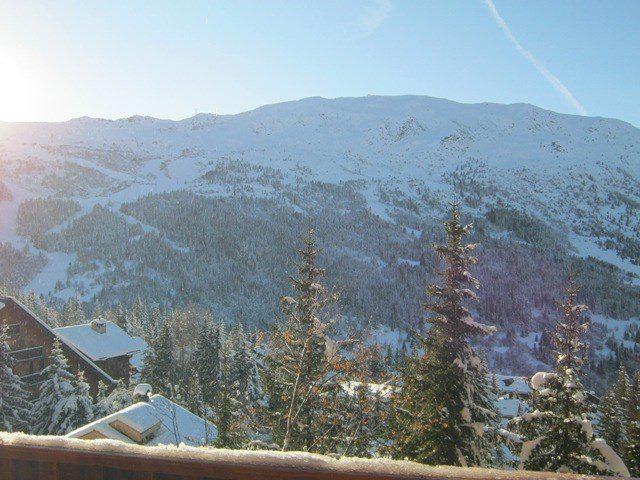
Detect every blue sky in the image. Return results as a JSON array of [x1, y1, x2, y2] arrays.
[[1, 0, 639, 126]]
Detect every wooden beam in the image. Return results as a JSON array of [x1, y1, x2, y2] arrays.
[[0, 458, 13, 480], [0, 435, 634, 480], [38, 462, 57, 480]]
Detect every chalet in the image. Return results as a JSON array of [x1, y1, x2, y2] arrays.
[[493, 374, 532, 424], [0, 296, 116, 395], [55, 317, 147, 382], [67, 385, 217, 447]]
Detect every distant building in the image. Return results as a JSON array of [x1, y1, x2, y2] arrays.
[[67, 385, 217, 447], [493, 374, 532, 424], [0, 296, 116, 394], [55, 318, 147, 383]]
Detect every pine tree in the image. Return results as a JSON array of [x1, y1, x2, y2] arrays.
[[214, 341, 246, 449], [33, 340, 94, 435], [113, 302, 130, 334], [193, 321, 221, 406], [94, 380, 132, 419], [59, 297, 84, 326], [597, 366, 630, 456], [262, 228, 351, 453], [0, 324, 31, 432], [228, 323, 264, 408], [130, 297, 150, 338], [57, 371, 94, 433], [228, 323, 251, 397], [513, 277, 629, 476], [392, 202, 499, 467], [93, 381, 111, 419], [625, 371, 640, 477], [143, 322, 175, 397]]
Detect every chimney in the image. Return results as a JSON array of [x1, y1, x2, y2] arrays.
[[90, 318, 107, 334], [133, 383, 152, 402]]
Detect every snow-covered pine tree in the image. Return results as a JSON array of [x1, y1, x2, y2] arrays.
[[130, 297, 150, 338], [113, 302, 130, 334], [339, 345, 393, 458], [262, 228, 351, 453], [244, 335, 264, 406], [214, 340, 247, 449], [33, 340, 94, 434], [625, 371, 640, 477], [59, 297, 84, 327], [228, 323, 251, 397], [513, 276, 629, 476], [143, 322, 175, 397], [392, 202, 499, 467], [0, 324, 31, 432], [177, 362, 206, 419], [93, 381, 110, 419], [597, 366, 630, 456], [94, 380, 132, 419], [55, 371, 94, 434], [33, 339, 76, 434], [193, 320, 221, 406]]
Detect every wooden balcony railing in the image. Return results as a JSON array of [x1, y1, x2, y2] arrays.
[[0, 433, 633, 480]]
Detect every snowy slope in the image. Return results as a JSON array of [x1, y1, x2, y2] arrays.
[[0, 95, 638, 381], [1, 95, 637, 250]]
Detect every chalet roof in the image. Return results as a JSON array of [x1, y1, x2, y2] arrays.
[[55, 320, 147, 362], [0, 296, 116, 385], [67, 394, 217, 447], [494, 374, 532, 396]]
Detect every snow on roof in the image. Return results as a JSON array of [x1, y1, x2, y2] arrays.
[[67, 394, 217, 447], [54, 320, 147, 361], [341, 381, 398, 399], [496, 396, 521, 419], [494, 375, 532, 396], [0, 296, 116, 385]]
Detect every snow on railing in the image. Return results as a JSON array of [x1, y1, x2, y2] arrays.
[[0, 432, 633, 480]]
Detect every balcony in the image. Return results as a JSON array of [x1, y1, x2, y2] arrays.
[[0, 433, 631, 480]]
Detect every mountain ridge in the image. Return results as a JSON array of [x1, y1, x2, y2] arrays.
[[0, 94, 638, 385]]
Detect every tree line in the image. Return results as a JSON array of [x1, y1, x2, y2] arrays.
[[1, 203, 639, 476]]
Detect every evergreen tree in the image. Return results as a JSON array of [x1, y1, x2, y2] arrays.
[[193, 321, 221, 406], [94, 380, 132, 419], [392, 202, 499, 467], [0, 324, 31, 432], [130, 297, 150, 338], [93, 381, 110, 419], [214, 342, 246, 449], [58, 371, 94, 433], [33, 340, 94, 435], [597, 366, 630, 456], [228, 323, 264, 409], [59, 297, 84, 326], [113, 302, 130, 333], [625, 371, 640, 477], [228, 323, 251, 397], [143, 322, 175, 396], [513, 277, 629, 476], [262, 228, 351, 453]]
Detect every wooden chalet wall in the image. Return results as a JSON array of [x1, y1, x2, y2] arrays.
[[0, 297, 115, 395]]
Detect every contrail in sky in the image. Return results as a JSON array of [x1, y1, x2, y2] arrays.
[[483, 0, 587, 115]]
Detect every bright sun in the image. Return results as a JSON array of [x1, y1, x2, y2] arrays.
[[0, 56, 35, 121]]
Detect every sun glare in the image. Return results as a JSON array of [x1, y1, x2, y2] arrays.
[[0, 56, 35, 121]]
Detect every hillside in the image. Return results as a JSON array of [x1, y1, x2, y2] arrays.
[[0, 95, 638, 386]]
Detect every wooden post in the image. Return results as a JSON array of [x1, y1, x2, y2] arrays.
[[0, 459, 13, 480], [38, 462, 57, 480]]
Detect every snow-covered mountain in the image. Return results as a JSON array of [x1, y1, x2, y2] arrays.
[[1, 95, 638, 383]]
